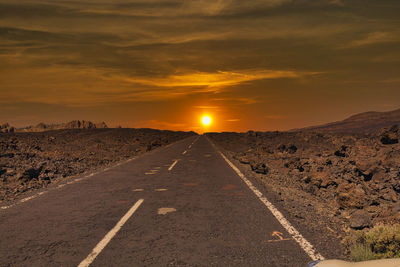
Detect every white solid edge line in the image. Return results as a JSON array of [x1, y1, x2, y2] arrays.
[[168, 160, 179, 171], [216, 149, 325, 261], [78, 199, 144, 267]]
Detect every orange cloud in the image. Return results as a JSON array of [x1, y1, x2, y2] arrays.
[[134, 120, 187, 130], [193, 105, 220, 109], [122, 70, 315, 89]]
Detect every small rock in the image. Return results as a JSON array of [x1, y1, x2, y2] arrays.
[[393, 181, 400, 193], [250, 161, 269, 174], [393, 202, 400, 213], [277, 144, 286, 153], [239, 157, 250, 164], [334, 145, 347, 157], [287, 144, 297, 154], [334, 150, 346, 157]]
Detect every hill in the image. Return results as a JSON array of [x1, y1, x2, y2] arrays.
[[295, 108, 400, 133]]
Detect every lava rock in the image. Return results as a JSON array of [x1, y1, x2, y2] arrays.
[[251, 161, 269, 174], [349, 210, 371, 230], [336, 185, 368, 209], [287, 144, 298, 154], [18, 166, 43, 182], [380, 134, 398, 145]]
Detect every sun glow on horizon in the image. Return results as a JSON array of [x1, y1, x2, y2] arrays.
[[202, 116, 212, 126]]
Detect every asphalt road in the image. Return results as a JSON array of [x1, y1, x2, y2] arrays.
[[0, 135, 321, 266]]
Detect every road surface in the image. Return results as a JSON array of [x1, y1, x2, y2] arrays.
[[0, 135, 323, 266]]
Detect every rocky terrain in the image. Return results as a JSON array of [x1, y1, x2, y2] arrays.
[[207, 125, 400, 241], [0, 128, 196, 202], [295, 108, 400, 133]]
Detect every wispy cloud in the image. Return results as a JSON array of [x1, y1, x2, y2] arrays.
[[328, 0, 344, 6], [344, 32, 398, 48], [121, 69, 317, 88], [379, 78, 400, 83], [265, 115, 285, 119], [193, 105, 220, 109], [212, 97, 258, 105]]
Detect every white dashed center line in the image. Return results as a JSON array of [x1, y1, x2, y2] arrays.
[[158, 207, 176, 215], [182, 150, 187, 155], [78, 199, 144, 267], [168, 160, 179, 171]]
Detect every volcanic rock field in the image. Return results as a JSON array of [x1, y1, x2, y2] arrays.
[[1, 118, 399, 258], [0, 128, 195, 202], [207, 125, 400, 237]]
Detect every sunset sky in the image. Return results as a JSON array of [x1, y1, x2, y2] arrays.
[[1, 0, 399, 132]]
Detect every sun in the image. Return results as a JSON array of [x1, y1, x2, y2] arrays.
[[202, 116, 212, 126]]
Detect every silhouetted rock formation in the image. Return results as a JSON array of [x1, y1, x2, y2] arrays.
[[19, 120, 108, 132], [0, 123, 15, 133], [64, 120, 95, 129]]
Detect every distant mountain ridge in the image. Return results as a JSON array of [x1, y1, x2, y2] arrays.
[[20, 120, 108, 132], [295, 108, 400, 133]]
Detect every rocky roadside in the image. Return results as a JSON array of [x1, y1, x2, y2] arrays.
[[206, 125, 400, 258], [0, 128, 196, 203]]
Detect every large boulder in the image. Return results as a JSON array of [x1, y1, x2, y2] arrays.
[[18, 166, 43, 182], [381, 134, 398, 145], [349, 210, 371, 229], [380, 125, 399, 145], [336, 184, 369, 209]]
